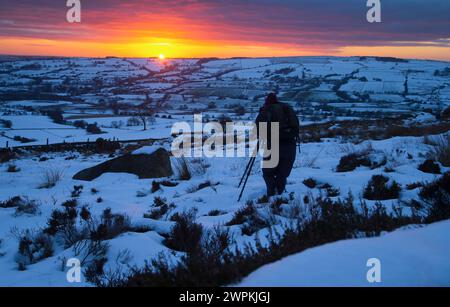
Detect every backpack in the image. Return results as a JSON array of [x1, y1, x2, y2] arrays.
[[280, 103, 300, 141], [256, 103, 300, 142]]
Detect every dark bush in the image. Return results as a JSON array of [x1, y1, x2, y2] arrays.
[[0, 196, 22, 208], [62, 199, 78, 208], [144, 197, 175, 220], [234, 105, 246, 116], [0, 119, 12, 128], [164, 209, 203, 253], [384, 166, 395, 173], [207, 209, 226, 216], [14, 198, 41, 216], [80, 206, 91, 221], [94, 208, 131, 241], [86, 123, 102, 134], [84, 257, 108, 284], [15, 231, 53, 270], [46, 109, 64, 124], [226, 201, 268, 236], [320, 183, 340, 197], [7, 164, 20, 172], [418, 159, 441, 174], [363, 175, 401, 200], [226, 201, 257, 226], [0, 149, 16, 163], [442, 106, 450, 120], [112, 195, 422, 287], [144, 204, 170, 220], [269, 197, 289, 215], [429, 135, 450, 167], [153, 197, 168, 208], [406, 182, 423, 190], [303, 178, 317, 188], [159, 180, 178, 187], [151, 181, 161, 193], [44, 206, 78, 246], [95, 138, 120, 153], [336, 153, 372, 172], [115, 226, 232, 287], [256, 195, 269, 204], [420, 172, 450, 223], [71, 185, 84, 198], [13, 136, 36, 143], [174, 157, 191, 181], [73, 120, 88, 129]]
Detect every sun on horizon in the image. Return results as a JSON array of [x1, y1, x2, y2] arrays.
[[159, 54, 166, 60]]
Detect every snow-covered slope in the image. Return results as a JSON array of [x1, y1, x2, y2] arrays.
[[239, 220, 450, 287]]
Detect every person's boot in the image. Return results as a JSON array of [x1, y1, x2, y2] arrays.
[[263, 173, 277, 198], [276, 178, 287, 195], [267, 186, 276, 197]]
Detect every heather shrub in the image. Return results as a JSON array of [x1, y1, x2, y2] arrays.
[[420, 172, 450, 223], [363, 175, 401, 200], [418, 159, 441, 174], [164, 209, 203, 253]]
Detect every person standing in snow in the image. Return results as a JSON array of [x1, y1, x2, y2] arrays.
[[256, 93, 300, 197]]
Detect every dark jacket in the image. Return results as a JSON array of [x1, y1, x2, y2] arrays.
[[255, 102, 300, 146]]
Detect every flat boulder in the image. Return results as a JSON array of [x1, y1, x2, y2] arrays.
[[73, 147, 172, 181]]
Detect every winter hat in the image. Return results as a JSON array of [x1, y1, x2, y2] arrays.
[[265, 93, 278, 105]]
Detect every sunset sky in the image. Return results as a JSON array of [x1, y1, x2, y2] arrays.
[[0, 0, 449, 60]]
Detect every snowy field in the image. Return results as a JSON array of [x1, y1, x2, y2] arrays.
[[1, 56, 449, 147]]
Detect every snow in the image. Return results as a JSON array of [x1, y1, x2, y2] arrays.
[[132, 145, 163, 155], [1, 115, 70, 129], [239, 220, 450, 287], [0, 131, 447, 286], [0, 55, 449, 286]]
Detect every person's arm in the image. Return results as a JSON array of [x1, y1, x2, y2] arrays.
[[255, 108, 266, 140]]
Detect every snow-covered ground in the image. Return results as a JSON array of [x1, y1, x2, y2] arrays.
[[239, 220, 450, 287], [0, 132, 448, 286], [1, 56, 449, 148]]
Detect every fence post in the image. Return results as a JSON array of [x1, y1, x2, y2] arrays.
[[6, 141, 8, 148], [46, 138, 49, 146]]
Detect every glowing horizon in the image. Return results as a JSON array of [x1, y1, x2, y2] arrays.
[[0, 1, 449, 61]]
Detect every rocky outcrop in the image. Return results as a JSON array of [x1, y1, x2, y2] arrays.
[[73, 147, 172, 181]]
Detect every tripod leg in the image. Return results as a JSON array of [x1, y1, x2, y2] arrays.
[[238, 156, 256, 202], [238, 141, 260, 188], [238, 157, 254, 188]]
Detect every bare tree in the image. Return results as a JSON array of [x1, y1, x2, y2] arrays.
[[136, 94, 155, 131]]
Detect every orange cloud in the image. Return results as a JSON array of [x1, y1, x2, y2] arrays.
[[0, 0, 449, 60]]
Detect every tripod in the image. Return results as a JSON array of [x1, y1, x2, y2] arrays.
[[237, 141, 260, 202]]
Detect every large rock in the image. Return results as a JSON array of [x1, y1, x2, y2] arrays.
[[73, 147, 173, 181]]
